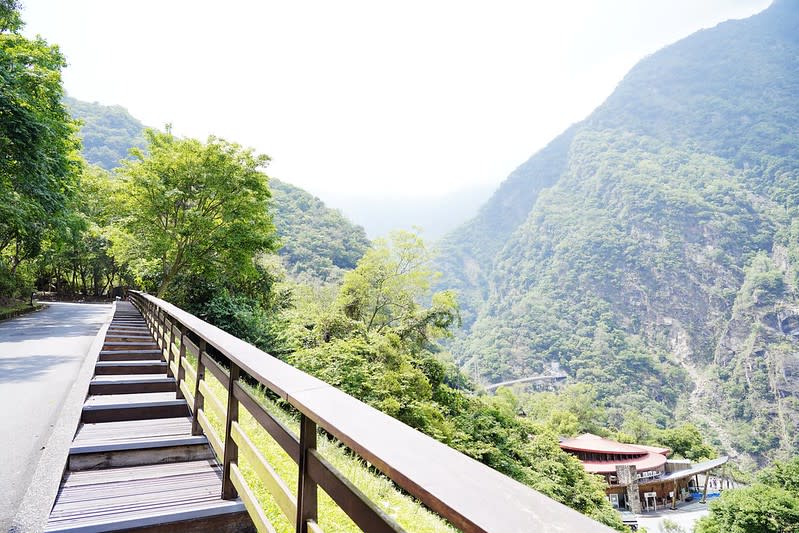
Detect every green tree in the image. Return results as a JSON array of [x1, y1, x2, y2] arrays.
[[116, 128, 277, 296], [35, 165, 125, 296], [759, 457, 799, 496], [338, 230, 459, 344], [694, 484, 799, 533], [0, 0, 80, 295], [286, 231, 625, 530], [696, 457, 799, 533], [654, 424, 717, 461]]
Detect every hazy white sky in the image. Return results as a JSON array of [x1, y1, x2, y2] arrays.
[[23, 1, 771, 202]]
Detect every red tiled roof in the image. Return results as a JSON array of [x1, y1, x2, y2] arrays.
[[581, 451, 668, 474], [559, 434, 671, 475], [633, 443, 671, 456], [559, 434, 648, 455]]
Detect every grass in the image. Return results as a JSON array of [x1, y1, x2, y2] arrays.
[[178, 349, 456, 533], [0, 299, 42, 320]]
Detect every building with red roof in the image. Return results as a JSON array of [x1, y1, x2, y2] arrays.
[[559, 434, 670, 481], [559, 434, 728, 513]]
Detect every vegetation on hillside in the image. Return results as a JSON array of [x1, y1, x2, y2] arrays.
[[439, 0, 799, 467], [63, 96, 147, 170], [0, 0, 79, 301], [695, 456, 799, 533], [0, 3, 629, 528], [269, 178, 369, 283]]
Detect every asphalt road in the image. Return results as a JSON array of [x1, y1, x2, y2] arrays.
[[0, 302, 111, 531]]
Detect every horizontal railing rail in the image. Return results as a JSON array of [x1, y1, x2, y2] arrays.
[[129, 290, 614, 533]]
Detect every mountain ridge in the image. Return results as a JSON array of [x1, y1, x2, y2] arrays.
[[440, 0, 799, 467]]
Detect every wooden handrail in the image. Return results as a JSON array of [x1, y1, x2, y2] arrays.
[[129, 290, 615, 533]]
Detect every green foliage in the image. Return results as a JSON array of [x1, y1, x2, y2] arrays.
[[437, 0, 799, 463], [694, 484, 799, 533], [269, 178, 369, 283], [759, 457, 799, 496], [0, 3, 80, 296], [519, 383, 608, 436], [64, 96, 147, 170], [659, 519, 687, 533], [338, 231, 460, 342], [735, 252, 785, 309], [33, 164, 129, 297], [655, 424, 717, 461], [283, 231, 624, 530], [116, 128, 277, 297]]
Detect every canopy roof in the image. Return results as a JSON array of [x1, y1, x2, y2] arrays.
[[559, 434, 671, 457], [582, 452, 668, 475], [637, 456, 729, 488]]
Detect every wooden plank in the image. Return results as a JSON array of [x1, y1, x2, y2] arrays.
[[199, 380, 227, 421], [229, 463, 276, 533], [202, 353, 229, 384], [198, 409, 224, 459], [99, 351, 162, 362], [82, 403, 189, 424], [231, 421, 296, 523], [307, 449, 403, 532], [180, 380, 195, 407], [95, 361, 167, 375], [183, 357, 197, 383], [47, 460, 247, 532], [185, 336, 200, 359], [69, 442, 213, 471], [102, 342, 160, 351], [131, 291, 617, 533], [73, 417, 194, 446], [233, 383, 299, 463]]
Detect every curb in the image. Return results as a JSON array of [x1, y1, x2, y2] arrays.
[[10, 301, 116, 533]]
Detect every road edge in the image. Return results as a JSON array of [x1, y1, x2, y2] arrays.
[[10, 301, 116, 533]]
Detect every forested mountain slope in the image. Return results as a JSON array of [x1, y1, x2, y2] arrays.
[[269, 178, 370, 281], [63, 96, 147, 170], [440, 0, 799, 467], [65, 99, 369, 283]]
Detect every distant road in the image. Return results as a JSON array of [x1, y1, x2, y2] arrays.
[[484, 372, 568, 391], [0, 302, 111, 531]]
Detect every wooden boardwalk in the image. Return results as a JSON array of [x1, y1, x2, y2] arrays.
[[46, 302, 252, 532]]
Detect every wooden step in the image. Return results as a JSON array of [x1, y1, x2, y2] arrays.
[[106, 328, 151, 334], [89, 374, 176, 395], [99, 349, 162, 362], [104, 335, 156, 343], [46, 460, 252, 533], [69, 417, 212, 470], [108, 325, 149, 331], [102, 341, 160, 351], [82, 393, 188, 423], [95, 361, 167, 375]]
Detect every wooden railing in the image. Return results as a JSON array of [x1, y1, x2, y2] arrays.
[[129, 291, 614, 533]]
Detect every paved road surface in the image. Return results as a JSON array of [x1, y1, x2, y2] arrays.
[[0, 302, 111, 531], [637, 501, 710, 532]]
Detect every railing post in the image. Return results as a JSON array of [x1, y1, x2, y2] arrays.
[[296, 414, 318, 533], [176, 325, 187, 399], [160, 315, 170, 360], [191, 339, 207, 436], [166, 318, 176, 378], [148, 302, 156, 337], [222, 363, 240, 500]]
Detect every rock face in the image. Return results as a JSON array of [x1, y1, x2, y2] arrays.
[[438, 1, 799, 466]]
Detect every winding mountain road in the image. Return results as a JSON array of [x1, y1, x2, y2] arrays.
[[0, 302, 111, 531]]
